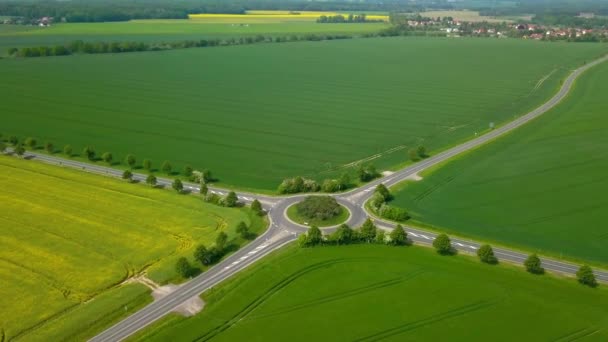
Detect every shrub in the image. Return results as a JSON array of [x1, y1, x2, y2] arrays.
[[278, 176, 320, 194], [378, 204, 410, 221], [375, 230, 386, 244]]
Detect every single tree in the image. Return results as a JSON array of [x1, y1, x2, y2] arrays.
[[0, 141, 6, 153], [375, 230, 386, 244], [146, 174, 157, 187], [14, 144, 25, 157], [202, 169, 213, 183], [200, 182, 208, 196], [172, 179, 183, 193], [359, 218, 377, 243], [306, 225, 323, 246], [389, 224, 407, 246], [408, 148, 418, 161], [63, 144, 73, 157], [102, 152, 113, 165], [183, 165, 193, 177], [8, 136, 18, 146], [338, 173, 351, 189], [24, 137, 37, 149], [251, 199, 263, 215], [433, 234, 452, 255], [125, 154, 136, 169], [161, 161, 172, 175], [236, 221, 249, 239], [332, 224, 353, 245], [143, 159, 152, 171], [477, 244, 498, 264], [83, 146, 95, 161], [194, 244, 208, 265], [417, 145, 426, 158], [577, 265, 598, 287], [122, 170, 133, 182], [223, 191, 238, 207], [216, 231, 228, 251], [175, 257, 194, 278], [524, 254, 544, 274], [375, 184, 391, 200], [44, 142, 54, 154]]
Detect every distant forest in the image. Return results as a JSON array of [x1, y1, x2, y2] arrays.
[[0, 0, 607, 23]]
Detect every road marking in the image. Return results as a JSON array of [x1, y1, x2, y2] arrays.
[[247, 250, 257, 255], [468, 245, 478, 250], [231, 261, 239, 265], [419, 235, 431, 240], [455, 242, 465, 247], [239, 256, 249, 260], [409, 232, 419, 238]]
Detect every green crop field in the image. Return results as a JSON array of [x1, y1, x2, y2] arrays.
[[390, 61, 608, 266], [1, 38, 605, 192], [0, 20, 387, 53], [0, 156, 264, 341], [131, 245, 608, 341]]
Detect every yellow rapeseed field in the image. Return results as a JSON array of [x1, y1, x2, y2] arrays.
[[0, 155, 255, 340], [188, 10, 388, 22]]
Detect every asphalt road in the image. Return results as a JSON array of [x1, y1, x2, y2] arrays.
[[7, 55, 606, 341]]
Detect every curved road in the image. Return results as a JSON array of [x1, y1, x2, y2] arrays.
[[9, 54, 606, 341]]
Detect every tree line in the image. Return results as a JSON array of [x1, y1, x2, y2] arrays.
[[278, 164, 379, 194], [300, 221, 599, 288], [0, 0, 443, 24], [369, 184, 409, 222], [175, 199, 264, 278], [8, 33, 353, 58], [316, 14, 384, 24]]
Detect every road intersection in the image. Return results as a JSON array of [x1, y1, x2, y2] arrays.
[[8, 54, 607, 341]]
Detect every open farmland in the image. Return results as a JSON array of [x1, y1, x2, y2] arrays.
[[1, 38, 605, 192], [0, 156, 262, 341], [0, 18, 387, 54], [390, 60, 608, 266], [131, 245, 608, 341]]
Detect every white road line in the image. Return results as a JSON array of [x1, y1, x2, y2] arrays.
[[239, 256, 249, 260], [455, 242, 464, 247], [420, 235, 431, 240], [409, 232, 419, 238]]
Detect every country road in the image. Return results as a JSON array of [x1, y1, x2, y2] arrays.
[[6, 54, 606, 341]]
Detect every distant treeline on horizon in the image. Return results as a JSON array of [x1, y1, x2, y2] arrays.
[[0, 0, 607, 23]]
